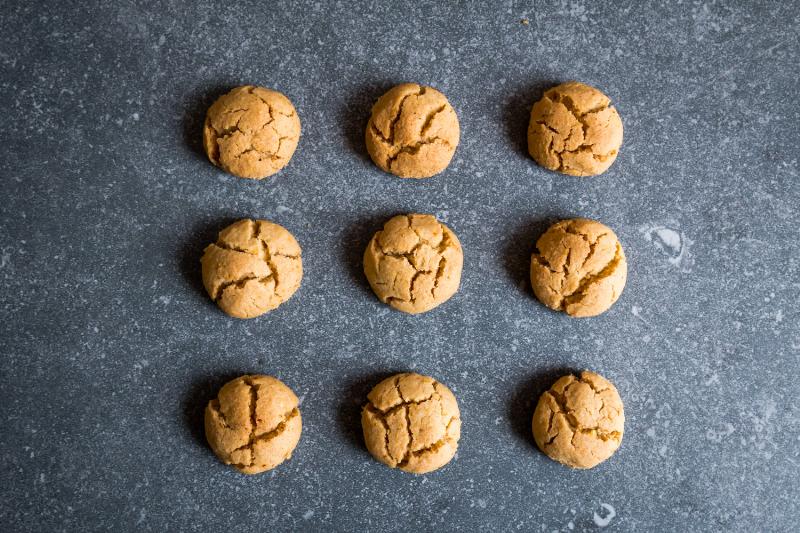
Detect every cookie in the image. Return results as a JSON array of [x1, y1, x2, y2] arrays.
[[203, 85, 301, 179], [529, 218, 626, 317], [363, 214, 463, 314], [205, 374, 302, 474], [362, 373, 461, 474], [527, 81, 623, 176], [532, 371, 624, 469], [365, 83, 460, 178], [201, 219, 302, 319]]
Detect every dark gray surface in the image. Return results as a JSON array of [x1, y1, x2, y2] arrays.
[[1, 1, 798, 531]]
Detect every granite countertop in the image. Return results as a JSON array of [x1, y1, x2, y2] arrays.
[[1, 1, 798, 531]]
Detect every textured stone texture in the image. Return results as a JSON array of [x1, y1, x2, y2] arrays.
[[0, 1, 798, 532]]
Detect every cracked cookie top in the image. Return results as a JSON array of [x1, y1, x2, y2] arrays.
[[363, 214, 463, 314], [362, 373, 461, 474], [205, 374, 302, 474], [365, 83, 460, 178], [530, 218, 626, 317], [201, 219, 303, 319], [203, 85, 301, 180], [527, 81, 623, 176], [532, 371, 624, 469]]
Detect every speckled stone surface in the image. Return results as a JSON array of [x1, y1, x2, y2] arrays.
[[1, 1, 798, 531]]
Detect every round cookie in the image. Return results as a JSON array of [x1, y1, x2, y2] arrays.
[[362, 373, 461, 474], [532, 371, 624, 469], [363, 214, 463, 314], [529, 218, 626, 317], [527, 81, 623, 176], [201, 219, 302, 319], [365, 83, 460, 178], [203, 85, 301, 179], [205, 374, 302, 474]]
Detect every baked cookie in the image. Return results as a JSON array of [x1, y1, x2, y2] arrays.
[[527, 81, 623, 176], [529, 218, 626, 317], [363, 214, 463, 314], [362, 373, 461, 474], [365, 83, 459, 178], [205, 374, 302, 474], [201, 219, 302, 319], [203, 85, 301, 179], [532, 371, 624, 469]]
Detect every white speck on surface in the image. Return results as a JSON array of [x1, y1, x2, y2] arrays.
[[303, 510, 314, 520], [640, 223, 694, 272], [706, 423, 735, 443], [631, 305, 649, 325], [593, 503, 616, 527]]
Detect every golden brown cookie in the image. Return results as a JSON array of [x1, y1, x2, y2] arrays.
[[205, 374, 302, 474], [203, 85, 301, 179], [362, 373, 461, 474], [365, 83, 460, 178], [363, 214, 463, 314], [527, 81, 623, 176], [529, 218, 626, 317], [532, 371, 624, 469], [201, 219, 302, 319]]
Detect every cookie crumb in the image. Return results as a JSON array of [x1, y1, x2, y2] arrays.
[[521, 18, 529, 25]]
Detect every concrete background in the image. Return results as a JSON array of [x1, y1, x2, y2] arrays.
[[1, 1, 798, 531]]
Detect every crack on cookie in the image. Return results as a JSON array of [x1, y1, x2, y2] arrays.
[[407, 270, 425, 304], [213, 273, 274, 301], [245, 378, 259, 464], [365, 377, 459, 471], [246, 86, 297, 119], [387, 87, 423, 144], [532, 254, 560, 274], [208, 223, 302, 303], [535, 92, 616, 172], [581, 376, 612, 395], [431, 257, 446, 299], [394, 377, 415, 464], [253, 221, 281, 292], [532, 224, 620, 311], [208, 399, 232, 430], [560, 244, 623, 309], [562, 226, 610, 288], [364, 404, 395, 464], [419, 104, 446, 137], [387, 137, 450, 170], [372, 216, 455, 304], [229, 407, 300, 468], [398, 424, 458, 468], [545, 407, 559, 445], [205, 88, 297, 175], [209, 376, 299, 470], [369, 86, 456, 172], [550, 93, 610, 143], [543, 376, 621, 447]]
